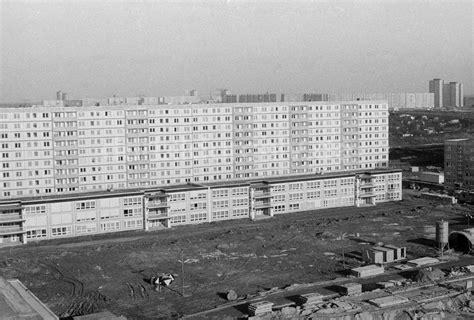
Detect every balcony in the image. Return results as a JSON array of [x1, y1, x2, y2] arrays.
[[359, 192, 375, 198], [0, 226, 25, 235], [0, 214, 25, 223], [253, 191, 273, 199], [147, 201, 169, 209], [253, 202, 272, 209], [360, 183, 375, 188], [147, 213, 170, 220], [0, 204, 22, 212]]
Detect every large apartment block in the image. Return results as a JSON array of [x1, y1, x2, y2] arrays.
[[0, 100, 398, 246], [445, 138, 474, 190], [0, 101, 389, 199], [0, 170, 402, 246]]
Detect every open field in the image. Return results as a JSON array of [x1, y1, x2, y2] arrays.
[[1, 190, 473, 319]]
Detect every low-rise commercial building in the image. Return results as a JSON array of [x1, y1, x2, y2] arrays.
[[0, 169, 402, 246]]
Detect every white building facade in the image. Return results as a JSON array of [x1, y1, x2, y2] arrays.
[[0, 100, 399, 245], [0, 170, 402, 245], [0, 101, 389, 199]]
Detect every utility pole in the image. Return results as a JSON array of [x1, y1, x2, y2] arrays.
[[181, 249, 185, 297], [342, 233, 346, 269]]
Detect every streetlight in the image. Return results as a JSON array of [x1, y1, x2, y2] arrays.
[[178, 249, 192, 297]]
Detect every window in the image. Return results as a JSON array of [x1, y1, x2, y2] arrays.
[[272, 185, 286, 192], [212, 189, 229, 197], [123, 197, 142, 206], [232, 198, 248, 207], [122, 219, 143, 229], [289, 193, 304, 201], [273, 205, 286, 213], [307, 191, 321, 199], [76, 224, 97, 234], [232, 208, 249, 217], [190, 212, 207, 222], [231, 187, 247, 196], [23, 205, 46, 214], [212, 210, 229, 220], [170, 215, 186, 224], [212, 200, 229, 209], [190, 202, 207, 211], [26, 229, 47, 239], [306, 181, 320, 189], [51, 226, 71, 237], [100, 221, 120, 231], [75, 201, 96, 210], [289, 203, 300, 211], [169, 193, 186, 202], [123, 208, 142, 217]]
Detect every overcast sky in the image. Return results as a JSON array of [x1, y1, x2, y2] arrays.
[[0, 0, 472, 102]]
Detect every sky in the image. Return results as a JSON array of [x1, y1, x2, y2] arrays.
[[0, 0, 472, 102]]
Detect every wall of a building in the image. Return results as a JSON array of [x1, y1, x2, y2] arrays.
[[0, 101, 389, 200], [15, 170, 402, 244], [445, 139, 474, 190]]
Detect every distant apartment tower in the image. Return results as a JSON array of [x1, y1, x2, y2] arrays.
[[429, 79, 464, 108], [445, 138, 474, 190], [443, 82, 464, 107], [56, 91, 70, 101], [429, 79, 444, 108]]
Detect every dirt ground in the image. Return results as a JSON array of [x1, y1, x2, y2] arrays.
[[1, 190, 473, 320]]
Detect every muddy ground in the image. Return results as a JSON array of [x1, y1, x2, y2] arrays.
[[1, 190, 473, 319]]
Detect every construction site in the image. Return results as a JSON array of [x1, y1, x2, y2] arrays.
[[2, 189, 474, 319]]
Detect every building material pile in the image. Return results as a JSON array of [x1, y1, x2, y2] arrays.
[[338, 283, 362, 296], [297, 292, 323, 306], [247, 301, 274, 316], [362, 245, 406, 264], [351, 264, 384, 278], [407, 257, 440, 268], [368, 295, 409, 308]]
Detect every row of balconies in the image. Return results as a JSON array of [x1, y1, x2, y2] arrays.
[[0, 226, 25, 235]]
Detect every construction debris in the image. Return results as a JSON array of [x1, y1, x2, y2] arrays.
[[407, 257, 440, 268], [226, 290, 238, 301], [247, 301, 274, 316], [151, 273, 175, 291], [351, 264, 384, 278], [369, 295, 409, 308], [297, 292, 324, 306], [338, 283, 362, 296]]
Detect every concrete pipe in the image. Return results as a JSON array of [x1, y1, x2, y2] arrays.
[[448, 230, 474, 254]]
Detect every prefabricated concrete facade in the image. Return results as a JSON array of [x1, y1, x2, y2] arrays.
[[0, 169, 402, 246]]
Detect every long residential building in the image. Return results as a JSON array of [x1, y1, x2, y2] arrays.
[[0, 169, 402, 246], [0, 100, 398, 246], [0, 101, 389, 199], [325, 93, 434, 110]]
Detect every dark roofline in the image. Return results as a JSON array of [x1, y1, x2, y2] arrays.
[[1, 169, 402, 205]]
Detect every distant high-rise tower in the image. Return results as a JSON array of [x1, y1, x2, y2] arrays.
[[443, 82, 463, 107], [429, 79, 443, 108], [56, 90, 63, 101], [429, 79, 464, 108]]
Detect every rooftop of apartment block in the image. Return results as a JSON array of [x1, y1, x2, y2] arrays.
[[0, 169, 402, 205]]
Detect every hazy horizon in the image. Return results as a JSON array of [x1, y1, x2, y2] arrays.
[[1, 0, 472, 102]]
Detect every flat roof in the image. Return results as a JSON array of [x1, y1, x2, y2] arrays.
[[1, 169, 402, 205], [352, 265, 384, 272], [0, 277, 58, 320], [0, 100, 390, 110]]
